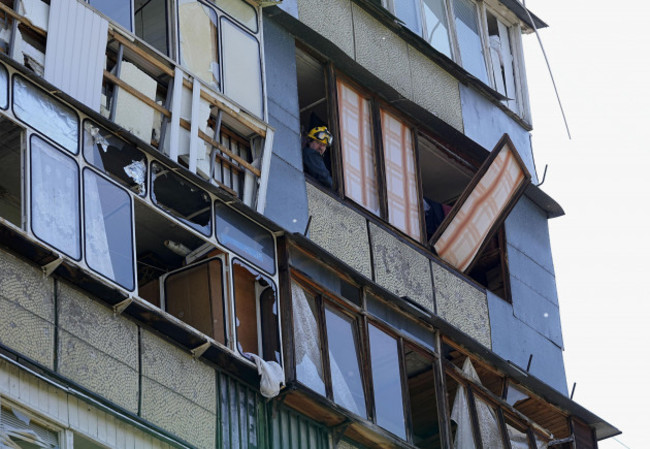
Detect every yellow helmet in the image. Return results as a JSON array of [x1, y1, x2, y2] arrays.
[[307, 126, 333, 146]]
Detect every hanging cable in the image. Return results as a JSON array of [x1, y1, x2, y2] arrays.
[[522, 1, 572, 139]]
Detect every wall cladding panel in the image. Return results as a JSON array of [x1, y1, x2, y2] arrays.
[[297, 0, 355, 58], [432, 262, 491, 347], [407, 45, 463, 132], [306, 184, 373, 279], [0, 250, 54, 322], [369, 223, 434, 311]]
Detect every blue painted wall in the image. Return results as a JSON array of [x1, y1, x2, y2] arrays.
[[459, 84, 538, 184], [262, 17, 310, 233], [489, 196, 567, 394]]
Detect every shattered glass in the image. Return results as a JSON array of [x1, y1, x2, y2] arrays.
[[83, 121, 147, 195], [14, 75, 79, 154], [30, 136, 80, 259], [84, 169, 134, 290], [179, 0, 220, 90], [213, 0, 258, 32]]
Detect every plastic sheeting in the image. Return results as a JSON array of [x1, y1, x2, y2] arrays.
[[247, 353, 285, 398]]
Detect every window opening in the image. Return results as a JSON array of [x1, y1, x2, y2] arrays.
[[422, 0, 452, 57], [212, 126, 253, 198], [215, 201, 275, 275], [232, 258, 280, 363], [368, 323, 406, 439], [151, 161, 212, 237], [468, 226, 511, 301], [134, 0, 169, 55], [324, 305, 367, 417], [475, 395, 506, 449], [84, 168, 135, 290], [13, 75, 79, 154], [452, 0, 489, 84], [88, 0, 132, 30], [178, 0, 220, 90], [0, 63, 7, 109], [83, 121, 147, 196], [0, 406, 59, 449], [337, 79, 379, 214], [164, 255, 227, 344], [404, 347, 443, 448], [135, 199, 206, 306], [291, 281, 326, 396], [29, 135, 81, 260], [0, 117, 23, 228], [213, 0, 258, 33], [504, 415, 532, 449], [486, 11, 517, 106]]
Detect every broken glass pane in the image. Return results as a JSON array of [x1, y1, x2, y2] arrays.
[[179, 0, 220, 89], [221, 17, 263, 118], [135, 0, 168, 55], [215, 202, 275, 275], [30, 136, 80, 259], [88, 0, 132, 31], [0, 63, 7, 109], [151, 161, 212, 236], [325, 306, 366, 417], [14, 75, 79, 154], [214, 0, 258, 32], [83, 121, 147, 195], [369, 324, 406, 438], [84, 169, 134, 290], [453, 0, 489, 85], [291, 281, 326, 396], [0, 117, 23, 228]]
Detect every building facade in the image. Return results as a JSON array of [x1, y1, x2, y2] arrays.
[[0, 0, 617, 448]]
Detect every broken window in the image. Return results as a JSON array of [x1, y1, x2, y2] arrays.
[[486, 10, 521, 112], [0, 117, 23, 228], [83, 120, 147, 196], [232, 258, 280, 362], [0, 406, 59, 449], [30, 135, 81, 259], [215, 202, 275, 275], [453, 0, 489, 84], [325, 305, 367, 417], [84, 168, 135, 290], [134, 0, 169, 55], [151, 161, 212, 236], [178, 0, 220, 90], [164, 256, 227, 344], [13, 75, 79, 154], [368, 324, 406, 438]]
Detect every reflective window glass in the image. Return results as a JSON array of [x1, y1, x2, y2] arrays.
[[88, 0, 132, 30], [179, 0, 220, 89], [135, 0, 168, 55], [291, 282, 326, 395], [213, 0, 258, 32], [453, 0, 489, 84], [84, 170, 134, 290], [165, 257, 226, 344], [30, 136, 80, 259], [423, 0, 452, 57], [0, 64, 7, 109], [215, 202, 275, 275], [151, 161, 212, 236], [369, 324, 406, 438], [14, 76, 79, 154], [221, 18, 263, 117], [393, 0, 422, 35], [366, 294, 435, 350], [83, 121, 147, 196], [324, 306, 366, 417]]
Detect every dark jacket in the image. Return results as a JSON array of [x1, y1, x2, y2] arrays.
[[302, 145, 333, 188]]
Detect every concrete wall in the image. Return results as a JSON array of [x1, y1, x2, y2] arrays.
[[262, 18, 310, 233], [488, 196, 567, 393], [0, 249, 262, 449]]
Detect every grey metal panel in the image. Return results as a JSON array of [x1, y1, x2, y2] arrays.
[[44, 0, 108, 112]]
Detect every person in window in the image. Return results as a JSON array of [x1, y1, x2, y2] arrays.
[[302, 126, 333, 188]]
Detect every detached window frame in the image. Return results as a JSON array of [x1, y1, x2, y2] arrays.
[[383, 0, 530, 119]]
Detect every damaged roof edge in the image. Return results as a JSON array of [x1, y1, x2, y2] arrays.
[[498, 0, 548, 30], [525, 184, 565, 218]]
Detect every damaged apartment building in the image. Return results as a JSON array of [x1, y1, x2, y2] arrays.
[[0, 0, 618, 448]]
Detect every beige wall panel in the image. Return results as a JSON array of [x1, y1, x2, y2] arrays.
[[369, 223, 434, 311], [0, 250, 54, 322], [297, 0, 355, 58], [0, 296, 54, 368], [306, 184, 373, 279], [407, 45, 464, 132], [58, 331, 139, 412], [141, 377, 216, 449], [57, 283, 138, 367], [432, 263, 491, 348], [352, 4, 413, 99], [141, 330, 216, 413]]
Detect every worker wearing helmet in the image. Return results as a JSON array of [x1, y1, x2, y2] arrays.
[[302, 126, 333, 188]]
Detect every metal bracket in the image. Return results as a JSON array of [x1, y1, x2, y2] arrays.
[[112, 297, 134, 316], [42, 257, 63, 277], [191, 341, 211, 360]]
